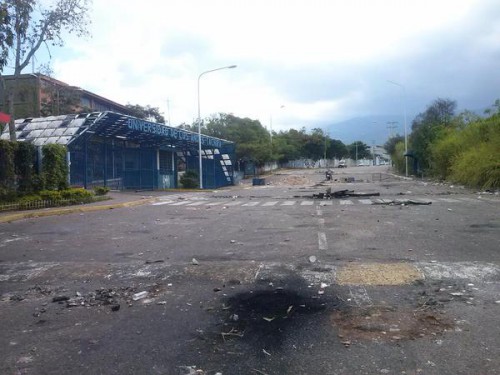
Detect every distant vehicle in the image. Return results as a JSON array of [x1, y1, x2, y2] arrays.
[[337, 161, 346, 168]]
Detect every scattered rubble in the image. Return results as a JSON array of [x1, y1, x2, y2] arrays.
[[311, 188, 380, 199]]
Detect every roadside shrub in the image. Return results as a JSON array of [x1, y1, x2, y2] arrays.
[[15, 142, 36, 194], [0, 187, 17, 202], [180, 170, 199, 189], [39, 190, 63, 201], [391, 141, 406, 174], [60, 187, 94, 202], [0, 140, 16, 189], [93, 186, 110, 196], [17, 194, 42, 209], [42, 144, 68, 190], [449, 142, 500, 189]]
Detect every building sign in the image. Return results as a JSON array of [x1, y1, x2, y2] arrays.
[[126, 118, 222, 148]]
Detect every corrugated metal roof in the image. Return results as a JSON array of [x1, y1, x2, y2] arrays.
[[0, 112, 233, 150]]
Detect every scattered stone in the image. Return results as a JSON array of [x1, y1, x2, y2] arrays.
[[157, 301, 167, 305], [230, 240, 236, 244], [111, 304, 120, 312], [192, 258, 199, 265], [320, 282, 329, 289], [213, 288, 222, 292], [132, 291, 148, 301], [309, 255, 317, 263], [52, 295, 70, 303]]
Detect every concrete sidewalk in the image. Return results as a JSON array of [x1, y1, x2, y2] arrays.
[[0, 191, 168, 223]]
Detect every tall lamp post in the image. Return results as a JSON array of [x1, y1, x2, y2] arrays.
[[197, 65, 237, 189], [387, 80, 408, 177]]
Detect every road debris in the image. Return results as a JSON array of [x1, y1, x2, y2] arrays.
[[311, 188, 380, 199], [132, 291, 148, 301], [309, 255, 317, 263], [192, 258, 199, 265]]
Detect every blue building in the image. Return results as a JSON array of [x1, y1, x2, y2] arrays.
[[0, 112, 235, 190]]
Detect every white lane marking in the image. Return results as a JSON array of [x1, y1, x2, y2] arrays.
[[224, 201, 243, 206], [319, 201, 333, 206], [318, 218, 325, 229], [358, 199, 373, 205], [151, 201, 173, 206], [281, 201, 296, 206], [186, 201, 208, 206], [169, 201, 191, 206], [301, 201, 314, 206], [206, 201, 225, 206], [262, 201, 279, 206], [242, 201, 260, 206], [416, 262, 500, 281], [318, 232, 327, 250], [339, 200, 353, 205]]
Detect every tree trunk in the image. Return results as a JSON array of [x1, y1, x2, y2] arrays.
[[7, 81, 17, 141]]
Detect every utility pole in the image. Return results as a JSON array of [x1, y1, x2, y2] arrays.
[[386, 121, 398, 138]]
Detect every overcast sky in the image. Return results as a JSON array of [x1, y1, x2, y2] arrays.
[[31, 0, 500, 134]]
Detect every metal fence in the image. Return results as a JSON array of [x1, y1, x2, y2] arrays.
[[0, 197, 107, 212]]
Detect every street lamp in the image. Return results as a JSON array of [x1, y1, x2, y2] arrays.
[[197, 65, 237, 189], [387, 80, 408, 177]]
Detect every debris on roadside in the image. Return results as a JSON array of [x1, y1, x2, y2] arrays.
[[372, 199, 432, 206], [311, 188, 381, 199], [132, 291, 148, 301]]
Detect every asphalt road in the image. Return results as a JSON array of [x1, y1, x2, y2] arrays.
[[1, 166, 499, 375]]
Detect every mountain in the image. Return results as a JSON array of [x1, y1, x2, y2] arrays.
[[325, 114, 407, 146]]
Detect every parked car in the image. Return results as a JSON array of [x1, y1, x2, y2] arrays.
[[337, 161, 346, 168]]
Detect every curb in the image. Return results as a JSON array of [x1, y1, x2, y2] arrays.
[[0, 197, 158, 224]]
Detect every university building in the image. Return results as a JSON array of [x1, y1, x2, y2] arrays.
[[0, 75, 235, 190]]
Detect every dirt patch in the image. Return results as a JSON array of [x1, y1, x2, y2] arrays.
[[331, 305, 453, 343], [277, 175, 312, 186], [336, 263, 423, 285]]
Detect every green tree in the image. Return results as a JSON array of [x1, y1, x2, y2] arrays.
[[0, 3, 14, 72], [303, 128, 327, 161], [327, 138, 348, 159], [348, 141, 370, 160], [3, 0, 92, 141], [384, 134, 404, 156], [125, 104, 165, 123], [204, 113, 272, 165], [410, 98, 457, 172]]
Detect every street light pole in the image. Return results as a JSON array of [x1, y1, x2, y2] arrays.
[[197, 65, 237, 189], [387, 80, 408, 177]]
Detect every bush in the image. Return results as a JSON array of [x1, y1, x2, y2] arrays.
[[15, 142, 36, 194], [180, 170, 199, 189], [0, 140, 16, 189], [93, 186, 110, 196], [42, 144, 68, 190], [39, 190, 63, 201], [0, 187, 17, 202], [60, 188, 94, 202], [17, 194, 42, 209]]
